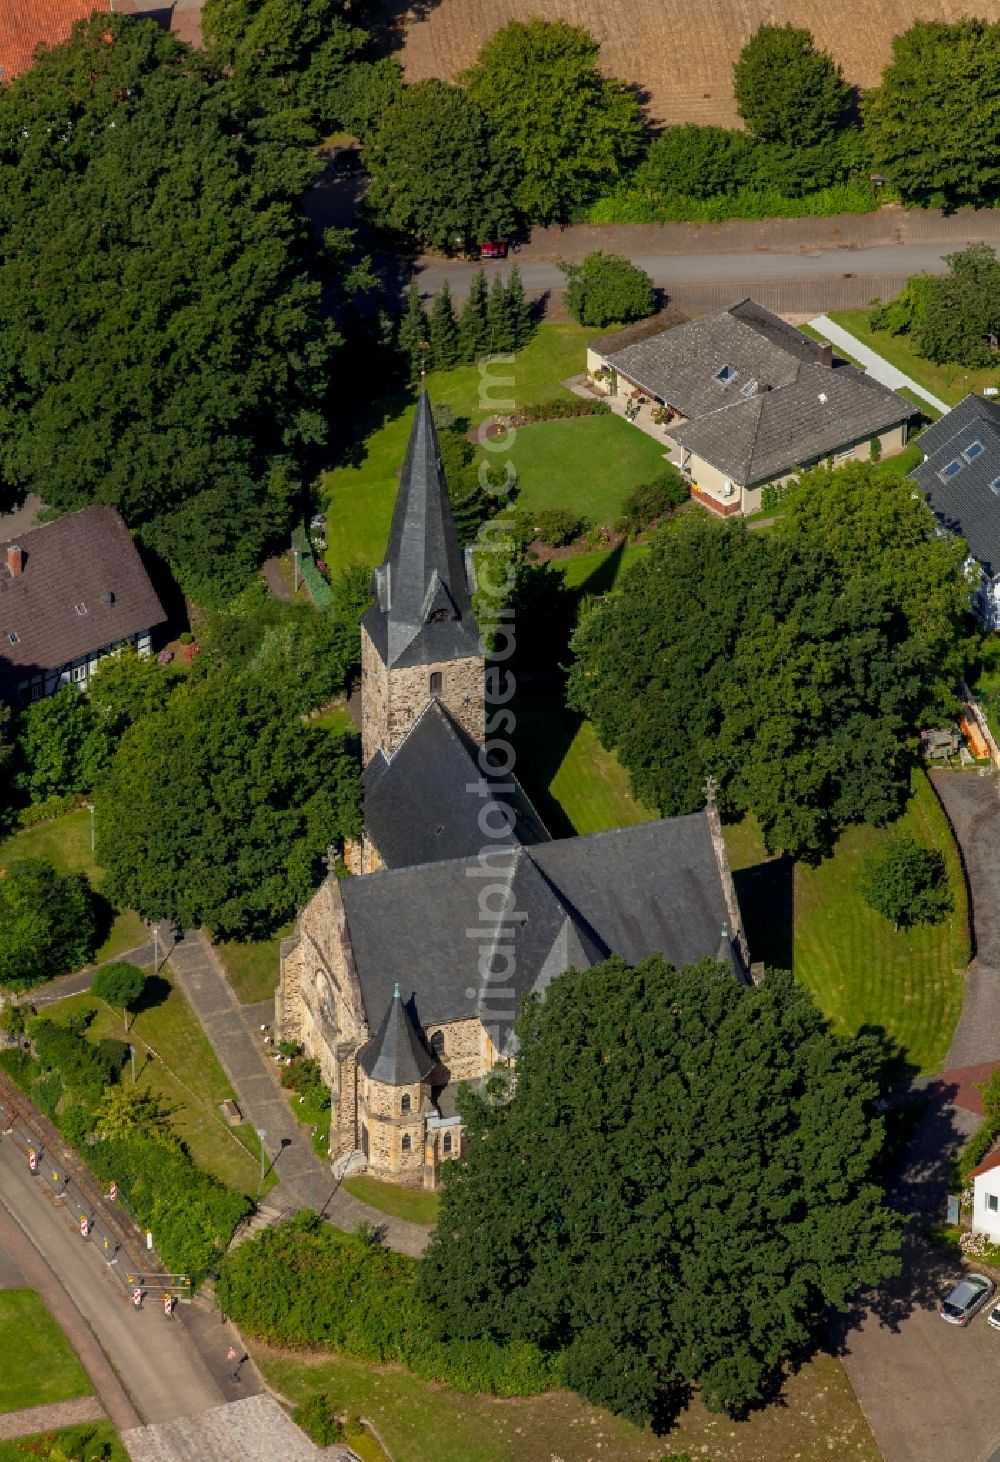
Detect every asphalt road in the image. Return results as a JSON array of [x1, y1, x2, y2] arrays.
[[0, 1133, 223, 1426], [415, 241, 969, 296]]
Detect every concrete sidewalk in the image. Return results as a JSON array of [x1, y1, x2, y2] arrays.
[[0, 1397, 105, 1441], [167, 932, 432, 1256], [807, 315, 950, 414]]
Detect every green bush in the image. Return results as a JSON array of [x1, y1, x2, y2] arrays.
[[0, 859, 99, 991], [16, 793, 81, 829], [860, 833, 954, 930], [585, 179, 882, 224], [533, 508, 585, 547], [618, 472, 688, 536], [291, 1393, 345, 1446], [519, 398, 611, 422], [560, 252, 655, 328]]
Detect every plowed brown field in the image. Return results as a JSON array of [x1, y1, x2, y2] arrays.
[[390, 0, 1000, 127]]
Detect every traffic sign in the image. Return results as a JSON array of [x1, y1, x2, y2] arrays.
[[27, 1148, 37, 1173], [79, 1215, 91, 1239]]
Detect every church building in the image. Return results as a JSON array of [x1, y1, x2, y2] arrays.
[[276, 392, 750, 1189]]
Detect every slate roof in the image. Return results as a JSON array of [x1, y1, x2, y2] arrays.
[[0, 0, 111, 82], [596, 298, 912, 487], [909, 396, 1000, 577], [340, 813, 740, 1053], [363, 391, 482, 669], [0, 505, 165, 694], [358, 984, 436, 1086], [363, 698, 549, 869]]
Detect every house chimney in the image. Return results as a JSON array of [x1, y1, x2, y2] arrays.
[[818, 343, 833, 368], [6, 545, 24, 577]]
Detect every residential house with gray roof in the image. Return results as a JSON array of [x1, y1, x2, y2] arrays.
[[909, 394, 1000, 627], [276, 392, 749, 1189], [588, 299, 914, 516]]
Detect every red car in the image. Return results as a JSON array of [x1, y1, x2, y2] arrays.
[[479, 241, 509, 260]]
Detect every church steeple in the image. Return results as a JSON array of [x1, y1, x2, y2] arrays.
[[366, 390, 480, 669]]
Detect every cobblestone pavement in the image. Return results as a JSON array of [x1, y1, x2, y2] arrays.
[[122, 1394, 348, 1462], [0, 1397, 105, 1441], [167, 932, 432, 1256]]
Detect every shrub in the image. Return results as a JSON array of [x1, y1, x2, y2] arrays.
[[0, 859, 99, 991], [16, 793, 81, 829], [92, 963, 147, 1014], [860, 833, 954, 930], [619, 472, 688, 536], [560, 252, 655, 328], [292, 1394, 345, 1447], [519, 398, 611, 422], [637, 125, 757, 199], [533, 509, 585, 547]]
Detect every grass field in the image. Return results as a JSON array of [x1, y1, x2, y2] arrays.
[[0, 1424, 127, 1462], [0, 809, 147, 967], [50, 979, 270, 1196], [829, 311, 1000, 407], [342, 1174, 440, 1226], [513, 416, 669, 526], [724, 769, 968, 1075], [259, 1343, 877, 1462], [0, 1290, 92, 1413], [215, 926, 291, 1005]]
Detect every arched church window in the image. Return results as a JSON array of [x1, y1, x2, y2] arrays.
[[443, 1132, 452, 1154], [431, 1030, 445, 1060], [401, 1093, 411, 1114], [401, 1134, 411, 1152], [429, 671, 443, 694]]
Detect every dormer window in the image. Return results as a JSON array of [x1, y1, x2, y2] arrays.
[[429, 671, 442, 694], [715, 364, 737, 385], [74, 602, 87, 615]]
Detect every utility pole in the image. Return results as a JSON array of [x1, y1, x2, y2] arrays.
[[85, 803, 95, 853], [257, 1128, 267, 1195]]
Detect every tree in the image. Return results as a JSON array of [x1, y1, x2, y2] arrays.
[[94, 1084, 173, 1142], [87, 649, 175, 744], [560, 252, 654, 328], [434, 415, 490, 545], [568, 468, 972, 859], [14, 686, 107, 804], [0, 16, 337, 605], [364, 81, 513, 253], [92, 962, 148, 1028], [428, 283, 461, 370], [916, 246, 1000, 368], [332, 57, 404, 141], [861, 833, 954, 930], [865, 20, 1000, 207], [398, 285, 429, 383], [504, 266, 534, 350], [637, 125, 757, 199], [0, 860, 98, 991], [463, 21, 643, 224], [458, 270, 489, 362], [733, 25, 851, 146], [486, 275, 513, 353], [420, 956, 902, 1423], [96, 675, 361, 939]]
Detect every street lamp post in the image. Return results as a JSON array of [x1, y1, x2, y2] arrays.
[[256, 1128, 267, 1195], [85, 803, 95, 853], [292, 548, 300, 595]]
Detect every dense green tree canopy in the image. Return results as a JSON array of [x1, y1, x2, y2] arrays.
[[872, 246, 1000, 369], [14, 686, 107, 804], [0, 859, 98, 990], [568, 466, 970, 858], [91, 961, 148, 1012], [87, 648, 175, 743], [861, 833, 954, 930], [463, 21, 643, 224], [638, 125, 756, 199], [364, 80, 513, 252], [733, 25, 851, 147], [865, 20, 1000, 207], [420, 956, 902, 1422], [96, 674, 361, 938], [0, 16, 336, 603], [560, 251, 655, 327]]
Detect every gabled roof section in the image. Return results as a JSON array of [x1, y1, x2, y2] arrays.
[[909, 396, 1000, 578], [362, 391, 481, 669], [0, 0, 111, 82], [0, 504, 165, 695], [358, 983, 436, 1086], [363, 698, 548, 869]]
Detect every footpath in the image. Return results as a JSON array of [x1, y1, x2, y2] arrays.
[[807, 315, 950, 414]]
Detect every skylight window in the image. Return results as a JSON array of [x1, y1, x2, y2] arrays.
[[7, 632, 19, 645], [962, 441, 985, 462], [991, 477, 1000, 497], [74, 602, 87, 615], [740, 378, 758, 398], [940, 459, 963, 481], [715, 364, 737, 384]]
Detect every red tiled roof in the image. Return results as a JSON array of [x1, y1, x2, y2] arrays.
[[0, 1, 111, 82], [971, 1142, 1000, 1181]]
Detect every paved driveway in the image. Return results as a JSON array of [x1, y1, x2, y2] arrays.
[[808, 315, 950, 415], [839, 772, 1000, 1461]]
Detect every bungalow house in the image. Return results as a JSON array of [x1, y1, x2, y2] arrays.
[[0, 504, 166, 704], [971, 1144, 1000, 1244], [908, 395, 1000, 629], [587, 299, 913, 516]]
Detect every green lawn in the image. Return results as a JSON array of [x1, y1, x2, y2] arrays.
[[321, 324, 621, 576], [51, 978, 271, 1196], [0, 1290, 92, 1413], [511, 416, 669, 527], [0, 1424, 127, 1462], [828, 311, 1000, 405], [258, 1344, 877, 1462], [215, 926, 291, 1005], [0, 811, 148, 968], [342, 1175, 439, 1226], [551, 543, 646, 590], [725, 770, 968, 1075]]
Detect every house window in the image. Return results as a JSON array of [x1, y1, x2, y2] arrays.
[[429, 671, 443, 694], [990, 477, 1000, 497], [30, 681, 42, 701], [7, 631, 19, 645], [443, 1132, 453, 1154], [714, 364, 737, 385], [962, 441, 985, 462], [431, 1031, 445, 1060], [401, 1093, 411, 1114], [989, 1193, 999, 1214], [72, 665, 87, 683], [401, 1134, 411, 1152], [74, 602, 88, 615], [740, 378, 758, 398], [939, 459, 963, 481]]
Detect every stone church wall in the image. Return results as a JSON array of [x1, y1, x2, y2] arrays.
[[425, 1018, 498, 1084], [386, 657, 486, 753], [360, 626, 389, 766]]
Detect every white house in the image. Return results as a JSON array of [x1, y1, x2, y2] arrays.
[[971, 1145, 1000, 1242]]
